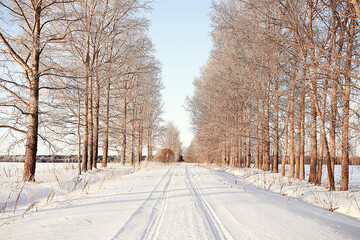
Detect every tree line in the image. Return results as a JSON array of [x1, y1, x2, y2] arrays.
[[0, 0, 163, 181], [186, 0, 360, 191]]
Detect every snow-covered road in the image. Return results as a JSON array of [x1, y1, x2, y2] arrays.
[[1, 164, 359, 239]]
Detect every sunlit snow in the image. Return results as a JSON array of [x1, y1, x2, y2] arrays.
[[0, 162, 359, 239]]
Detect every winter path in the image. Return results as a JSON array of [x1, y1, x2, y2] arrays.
[[0, 163, 359, 240]]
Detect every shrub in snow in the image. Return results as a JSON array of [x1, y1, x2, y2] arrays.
[[153, 148, 176, 163]]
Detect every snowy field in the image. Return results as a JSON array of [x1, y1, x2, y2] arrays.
[[0, 162, 359, 239], [210, 164, 360, 219], [0, 162, 135, 227]]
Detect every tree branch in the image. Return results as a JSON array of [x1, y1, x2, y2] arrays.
[[0, 32, 31, 71], [0, 125, 26, 134], [0, 84, 29, 109]]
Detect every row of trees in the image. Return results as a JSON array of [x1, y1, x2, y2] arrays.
[[186, 0, 360, 191], [0, 0, 163, 181]]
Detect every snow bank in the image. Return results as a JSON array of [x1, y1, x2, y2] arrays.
[[0, 162, 137, 226], [205, 164, 360, 219]]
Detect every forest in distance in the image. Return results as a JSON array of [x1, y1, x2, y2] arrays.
[[185, 0, 360, 191], [0, 155, 131, 163], [1, 0, 360, 193]]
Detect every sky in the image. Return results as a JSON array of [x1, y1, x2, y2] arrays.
[[147, 0, 213, 148]]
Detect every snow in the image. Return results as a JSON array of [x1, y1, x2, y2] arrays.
[[0, 162, 134, 217], [211, 164, 360, 219], [0, 162, 359, 239]]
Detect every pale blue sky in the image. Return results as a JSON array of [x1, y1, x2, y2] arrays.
[[148, 0, 213, 147]]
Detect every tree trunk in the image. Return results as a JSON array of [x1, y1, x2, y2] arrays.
[[255, 100, 260, 169], [281, 115, 289, 177], [282, 75, 294, 177], [102, 73, 111, 168], [22, 3, 42, 182], [263, 80, 270, 172], [259, 101, 264, 169], [230, 144, 235, 167], [316, 78, 327, 186], [299, 71, 306, 180], [255, 127, 260, 169], [138, 122, 143, 165], [295, 106, 301, 180], [289, 72, 296, 178], [239, 130, 243, 168], [340, 15, 355, 191], [329, 2, 347, 186], [81, 36, 91, 172], [236, 137, 240, 167], [148, 129, 153, 161], [77, 85, 82, 175], [308, 73, 318, 184], [246, 108, 251, 168], [88, 76, 94, 170], [146, 123, 152, 161], [316, 10, 336, 185], [23, 76, 39, 182], [130, 104, 135, 166], [272, 79, 279, 173], [121, 96, 127, 165], [92, 72, 100, 169], [308, 3, 318, 184]]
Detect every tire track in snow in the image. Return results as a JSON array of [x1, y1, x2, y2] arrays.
[[111, 166, 175, 240], [184, 166, 234, 240], [141, 166, 176, 239]]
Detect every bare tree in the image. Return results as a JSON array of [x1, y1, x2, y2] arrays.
[[0, 0, 71, 181], [160, 121, 182, 160]]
